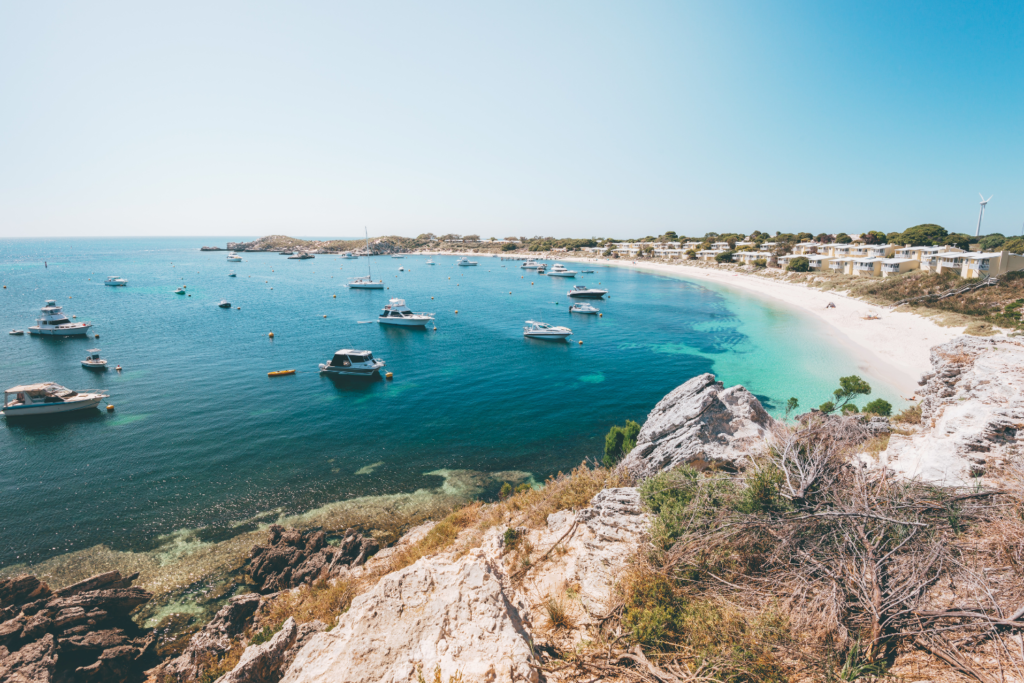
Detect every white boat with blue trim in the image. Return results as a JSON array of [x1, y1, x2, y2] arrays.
[[104, 276, 128, 286], [2, 383, 108, 417], [523, 320, 572, 339]]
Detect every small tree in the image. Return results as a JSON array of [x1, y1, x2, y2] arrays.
[[820, 375, 871, 414], [753, 258, 767, 268], [685, 249, 697, 260], [464, 234, 480, 242], [863, 398, 892, 416], [501, 242, 517, 251], [834, 233, 852, 244], [714, 250, 735, 264], [785, 397, 799, 418], [786, 257, 810, 272], [604, 420, 641, 467]]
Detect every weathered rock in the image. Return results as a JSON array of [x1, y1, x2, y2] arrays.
[[21, 613, 51, 641], [281, 550, 537, 683], [0, 615, 26, 647], [160, 593, 261, 681], [44, 587, 152, 617], [75, 643, 139, 682], [248, 526, 379, 593], [215, 617, 298, 683], [53, 570, 138, 598], [0, 633, 56, 683], [281, 621, 326, 672], [881, 336, 1024, 485], [0, 576, 50, 609], [619, 373, 775, 478], [59, 627, 128, 653]]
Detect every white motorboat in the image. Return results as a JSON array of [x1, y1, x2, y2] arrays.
[[378, 299, 434, 327], [426, 259, 435, 265], [104, 276, 128, 286], [457, 257, 478, 266], [2, 383, 108, 417], [82, 349, 108, 370], [567, 285, 608, 299], [520, 260, 540, 269], [218, 300, 232, 308], [28, 300, 92, 336], [10, 330, 25, 335], [348, 229, 385, 289], [288, 252, 314, 259], [341, 251, 358, 259], [391, 254, 405, 259], [569, 302, 599, 314], [229, 271, 236, 277], [547, 264, 577, 278], [227, 253, 243, 262], [319, 349, 386, 376], [581, 269, 595, 273], [523, 320, 572, 339], [174, 288, 185, 294], [398, 266, 404, 272]]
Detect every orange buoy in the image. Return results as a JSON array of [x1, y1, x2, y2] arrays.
[[237, 307, 241, 310], [578, 340, 583, 345], [323, 315, 327, 318], [455, 310, 458, 314], [599, 313, 603, 317], [268, 332, 274, 338], [385, 372, 393, 380], [106, 405, 114, 411], [333, 295, 336, 298], [95, 334, 100, 339]]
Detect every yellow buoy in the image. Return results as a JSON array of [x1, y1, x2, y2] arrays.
[[72, 315, 76, 318], [455, 310, 458, 314], [268, 369, 295, 377], [433, 326, 437, 331], [385, 372, 393, 380], [106, 405, 114, 411], [599, 313, 603, 317], [509, 291, 512, 294], [579, 340, 583, 345], [431, 296, 434, 299], [323, 315, 327, 318], [268, 332, 274, 338], [333, 295, 336, 298], [95, 334, 100, 339]]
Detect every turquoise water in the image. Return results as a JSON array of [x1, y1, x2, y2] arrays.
[[0, 238, 902, 575]]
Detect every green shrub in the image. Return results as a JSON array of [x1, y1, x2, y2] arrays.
[[500, 242, 518, 251], [499, 482, 512, 500], [714, 250, 735, 264], [786, 256, 810, 272], [753, 258, 767, 268], [863, 398, 892, 416], [603, 420, 641, 467], [736, 467, 791, 514]]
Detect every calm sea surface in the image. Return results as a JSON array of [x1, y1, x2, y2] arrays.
[[0, 238, 902, 577]]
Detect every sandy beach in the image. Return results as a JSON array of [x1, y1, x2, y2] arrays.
[[554, 256, 963, 397]]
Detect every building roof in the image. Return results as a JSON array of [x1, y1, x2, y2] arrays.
[[880, 258, 914, 264]]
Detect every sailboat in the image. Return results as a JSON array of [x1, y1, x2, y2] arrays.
[[348, 228, 385, 289]]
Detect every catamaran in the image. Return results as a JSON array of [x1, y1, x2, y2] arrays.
[[348, 228, 385, 289]]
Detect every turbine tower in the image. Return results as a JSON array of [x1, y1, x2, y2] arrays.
[[976, 193, 993, 237]]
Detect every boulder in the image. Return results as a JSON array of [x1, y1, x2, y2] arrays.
[[881, 336, 1024, 485], [248, 526, 379, 593], [215, 617, 298, 683], [0, 576, 50, 609], [0, 633, 56, 683], [618, 373, 775, 478], [281, 550, 537, 683]]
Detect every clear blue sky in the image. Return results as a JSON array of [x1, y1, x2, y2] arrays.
[[1, 1, 1021, 239]]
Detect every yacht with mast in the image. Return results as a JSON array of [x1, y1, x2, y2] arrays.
[[348, 228, 384, 289], [28, 300, 93, 336]]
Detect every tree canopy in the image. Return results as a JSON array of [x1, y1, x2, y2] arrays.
[[978, 233, 1006, 251], [898, 224, 948, 247]]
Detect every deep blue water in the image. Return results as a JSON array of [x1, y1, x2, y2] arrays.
[[0, 238, 902, 576]]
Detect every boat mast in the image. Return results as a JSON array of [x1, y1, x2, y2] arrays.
[[365, 227, 372, 280]]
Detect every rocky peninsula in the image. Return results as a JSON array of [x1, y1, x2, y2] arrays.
[[3, 334, 1023, 682]]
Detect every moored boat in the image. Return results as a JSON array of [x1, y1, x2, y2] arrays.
[[9, 330, 25, 335], [227, 253, 243, 262], [567, 285, 607, 299], [547, 264, 577, 278], [523, 320, 572, 339], [378, 299, 434, 327], [218, 300, 232, 308], [569, 302, 599, 314], [318, 349, 386, 376], [82, 349, 108, 370], [104, 276, 128, 286], [229, 271, 236, 277], [348, 229, 385, 289], [2, 383, 108, 417], [28, 300, 92, 336], [174, 288, 185, 294], [457, 257, 478, 266]]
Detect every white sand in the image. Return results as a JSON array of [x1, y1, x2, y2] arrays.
[[555, 257, 964, 397]]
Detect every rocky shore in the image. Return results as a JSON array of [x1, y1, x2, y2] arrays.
[[4, 334, 1021, 681]]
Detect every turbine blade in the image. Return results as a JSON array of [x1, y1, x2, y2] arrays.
[[980, 192, 985, 201]]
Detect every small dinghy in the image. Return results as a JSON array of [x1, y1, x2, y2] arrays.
[[81, 348, 108, 370], [218, 300, 232, 308], [174, 288, 185, 294], [229, 271, 236, 277], [9, 329, 25, 335]]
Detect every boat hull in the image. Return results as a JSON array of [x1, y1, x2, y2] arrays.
[[348, 283, 384, 289], [567, 291, 606, 299], [29, 324, 93, 336], [457, 263, 477, 266], [524, 332, 572, 339], [319, 364, 383, 376], [547, 272, 576, 277], [104, 282, 127, 286], [3, 395, 105, 417], [378, 317, 431, 327]]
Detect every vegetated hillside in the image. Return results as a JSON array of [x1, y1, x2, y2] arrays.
[[225, 234, 427, 253], [816, 269, 1024, 330]]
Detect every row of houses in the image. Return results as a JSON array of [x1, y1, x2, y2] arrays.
[[776, 247, 1024, 278]]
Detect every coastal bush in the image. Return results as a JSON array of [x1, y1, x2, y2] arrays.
[[863, 398, 892, 416], [1003, 237, 1024, 254], [753, 258, 767, 268], [979, 233, 1006, 251], [499, 482, 512, 499], [786, 257, 810, 272], [835, 233, 852, 243], [262, 577, 357, 628], [714, 250, 735, 264], [898, 223, 948, 246], [500, 242, 517, 251], [603, 420, 641, 467], [818, 375, 871, 414], [543, 593, 576, 631], [965, 321, 998, 336], [892, 403, 922, 424]]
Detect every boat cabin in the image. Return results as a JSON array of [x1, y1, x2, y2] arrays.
[[328, 349, 376, 368], [380, 299, 416, 318], [3, 383, 78, 408], [38, 301, 71, 325]]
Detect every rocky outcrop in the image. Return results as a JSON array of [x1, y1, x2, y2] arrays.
[[0, 571, 153, 683], [160, 593, 261, 682], [882, 336, 1024, 485], [281, 550, 537, 683], [215, 617, 298, 683], [248, 526, 379, 593], [618, 373, 776, 478]]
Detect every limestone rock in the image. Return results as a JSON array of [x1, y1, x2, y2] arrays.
[[881, 336, 1024, 485], [0, 576, 50, 609], [248, 526, 379, 593], [619, 373, 775, 478], [215, 617, 298, 683], [281, 550, 537, 683]]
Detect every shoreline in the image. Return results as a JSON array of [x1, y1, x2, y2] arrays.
[[418, 250, 963, 397]]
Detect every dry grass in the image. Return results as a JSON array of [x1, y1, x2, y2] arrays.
[[936, 349, 975, 365], [964, 321, 998, 336], [544, 593, 577, 631], [387, 502, 484, 572], [892, 403, 923, 424], [260, 577, 358, 629], [479, 464, 613, 530], [860, 432, 890, 461]]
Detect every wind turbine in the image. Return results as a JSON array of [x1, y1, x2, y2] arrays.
[[976, 193, 993, 237]]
